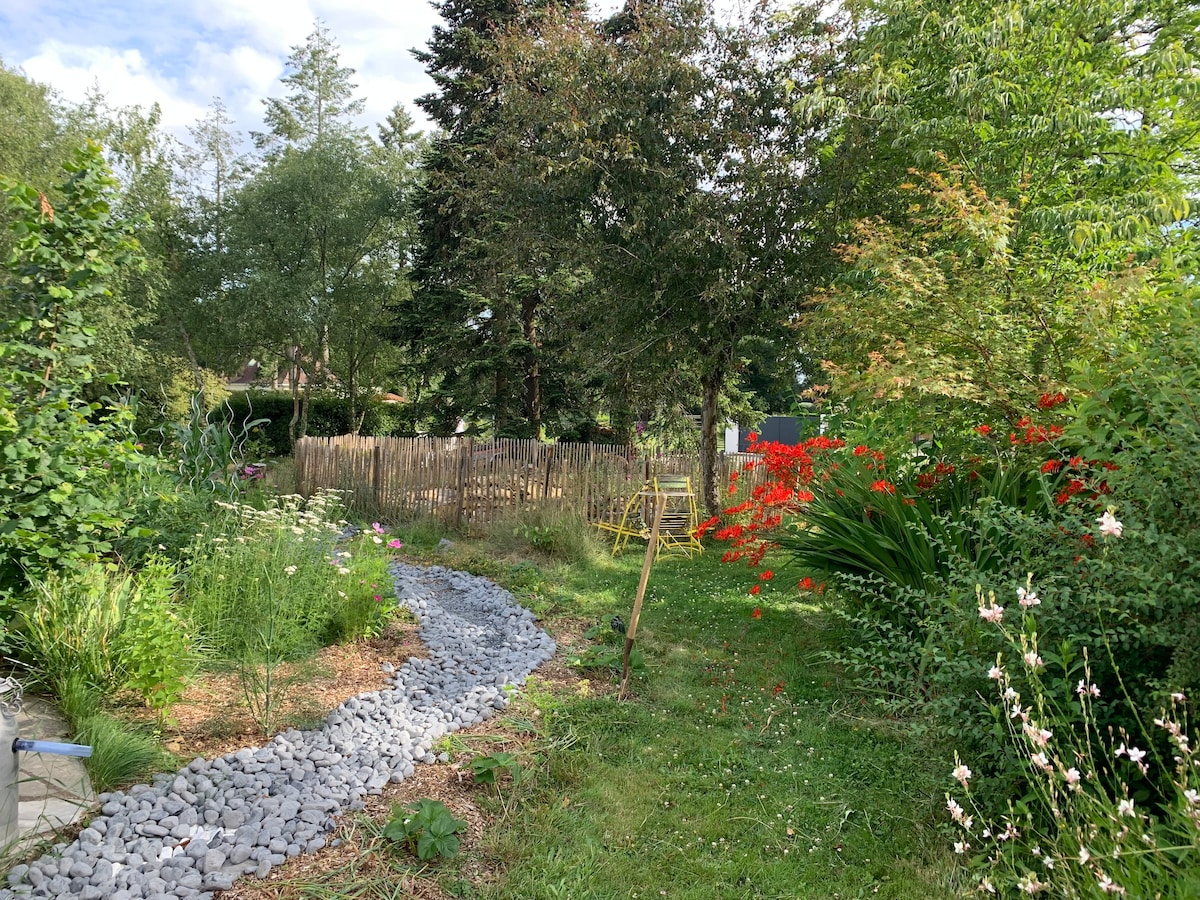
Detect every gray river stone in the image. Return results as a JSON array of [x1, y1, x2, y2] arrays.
[[0, 562, 554, 899]]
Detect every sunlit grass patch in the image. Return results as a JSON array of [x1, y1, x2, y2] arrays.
[[465, 548, 959, 899]]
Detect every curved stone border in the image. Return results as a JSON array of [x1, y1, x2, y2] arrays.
[[1, 563, 556, 899]]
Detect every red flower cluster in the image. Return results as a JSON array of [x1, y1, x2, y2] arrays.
[[1037, 391, 1068, 410], [713, 434, 849, 569], [915, 462, 955, 492], [1011, 418, 1065, 445]]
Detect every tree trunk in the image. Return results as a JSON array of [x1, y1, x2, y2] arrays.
[[299, 377, 311, 441], [348, 361, 359, 435], [699, 368, 724, 518], [607, 370, 635, 449], [179, 325, 206, 405], [522, 289, 541, 438], [288, 357, 301, 449]]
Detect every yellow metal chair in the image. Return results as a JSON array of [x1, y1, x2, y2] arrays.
[[597, 475, 703, 558]]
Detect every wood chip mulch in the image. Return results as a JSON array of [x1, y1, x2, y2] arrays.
[[119, 603, 612, 898]]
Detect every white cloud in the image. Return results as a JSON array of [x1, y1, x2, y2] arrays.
[[2, 0, 473, 143], [19, 41, 209, 131]]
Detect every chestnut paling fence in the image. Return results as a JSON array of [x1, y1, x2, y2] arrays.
[[293, 435, 765, 531]]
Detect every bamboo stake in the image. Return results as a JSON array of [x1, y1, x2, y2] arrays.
[[619, 491, 666, 701]]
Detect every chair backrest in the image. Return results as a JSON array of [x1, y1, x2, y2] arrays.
[[654, 474, 691, 493]]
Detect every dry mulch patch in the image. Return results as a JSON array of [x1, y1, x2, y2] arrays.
[[120, 605, 606, 898], [131, 618, 429, 763]]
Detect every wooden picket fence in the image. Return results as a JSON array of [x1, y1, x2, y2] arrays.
[[293, 435, 763, 531]]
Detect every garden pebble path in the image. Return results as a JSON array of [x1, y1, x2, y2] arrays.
[[0, 562, 556, 900]]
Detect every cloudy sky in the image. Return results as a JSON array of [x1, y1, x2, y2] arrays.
[[0, 0, 461, 143]]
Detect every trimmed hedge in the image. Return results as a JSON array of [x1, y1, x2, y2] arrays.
[[224, 392, 415, 456]]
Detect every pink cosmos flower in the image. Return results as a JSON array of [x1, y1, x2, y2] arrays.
[[388, 539, 403, 549]]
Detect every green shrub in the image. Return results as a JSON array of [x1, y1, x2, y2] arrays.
[[221, 392, 417, 456], [110, 469, 222, 567], [946, 575, 1200, 897], [0, 145, 148, 601], [14, 559, 193, 717]]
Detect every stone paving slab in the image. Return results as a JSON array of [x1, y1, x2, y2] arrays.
[[13, 697, 95, 848]]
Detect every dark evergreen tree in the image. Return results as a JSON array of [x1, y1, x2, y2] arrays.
[[402, 0, 582, 438]]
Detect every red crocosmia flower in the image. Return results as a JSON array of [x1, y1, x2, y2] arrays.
[[798, 577, 814, 590], [1041, 459, 1063, 474], [747, 432, 759, 442], [751, 606, 762, 618], [760, 570, 774, 581], [869, 479, 896, 494], [749, 584, 761, 595], [975, 424, 992, 436], [1037, 391, 1068, 410], [853, 445, 870, 456]]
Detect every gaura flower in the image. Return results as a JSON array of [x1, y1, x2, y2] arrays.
[[1117, 798, 1135, 817], [1097, 509, 1123, 538], [978, 604, 1004, 624], [1023, 651, 1043, 669], [988, 665, 1003, 680], [1017, 587, 1040, 608], [951, 763, 972, 788]]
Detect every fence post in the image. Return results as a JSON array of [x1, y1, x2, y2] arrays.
[[372, 444, 382, 512], [455, 438, 469, 531], [542, 445, 556, 502]]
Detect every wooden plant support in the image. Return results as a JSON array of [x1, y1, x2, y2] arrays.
[[619, 491, 667, 701]]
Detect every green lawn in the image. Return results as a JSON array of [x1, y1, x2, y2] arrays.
[[436, 542, 961, 900]]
